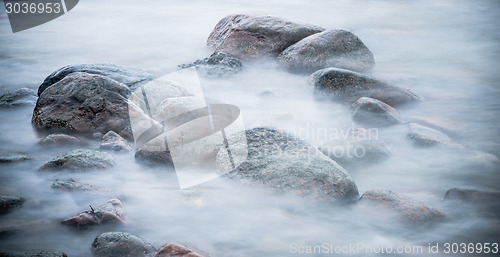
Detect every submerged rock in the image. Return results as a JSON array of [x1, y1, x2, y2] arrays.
[[0, 88, 37, 107], [0, 195, 25, 215], [278, 29, 374, 73], [37, 63, 155, 96], [38, 134, 83, 146], [0, 151, 31, 163], [92, 232, 156, 257], [51, 178, 103, 192], [62, 198, 126, 228], [319, 136, 392, 168], [135, 150, 173, 166], [207, 14, 324, 59], [445, 187, 500, 204], [39, 149, 115, 171], [155, 243, 208, 257], [33, 72, 133, 138], [0, 250, 67, 257], [179, 52, 243, 77], [359, 189, 446, 223], [407, 123, 454, 147], [100, 131, 132, 152], [216, 127, 359, 202], [310, 68, 420, 106], [350, 97, 402, 126]]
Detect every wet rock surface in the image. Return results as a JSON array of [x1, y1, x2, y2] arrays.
[[0, 151, 31, 163], [207, 14, 324, 59], [38, 134, 83, 146], [39, 149, 115, 171], [216, 127, 359, 202], [135, 150, 173, 166], [91, 232, 156, 257], [278, 29, 375, 73], [62, 198, 126, 228], [100, 131, 132, 152], [33, 72, 133, 138], [179, 52, 243, 77], [0, 195, 25, 214], [407, 123, 454, 147], [360, 189, 446, 223], [310, 68, 420, 106], [350, 97, 402, 126], [155, 243, 208, 257], [0, 250, 67, 257], [37, 63, 156, 96], [0, 88, 37, 107]]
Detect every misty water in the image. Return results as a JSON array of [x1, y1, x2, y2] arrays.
[[1, 0, 499, 256]]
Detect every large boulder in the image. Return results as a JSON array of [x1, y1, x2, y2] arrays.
[[37, 63, 156, 96], [0, 195, 25, 215], [91, 232, 156, 257], [155, 243, 208, 257], [278, 29, 374, 73], [310, 68, 420, 106], [39, 149, 115, 171], [62, 198, 126, 228], [350, 97, 402, 126], [216, 127, 359, 202], [179, 52, 243, 77], [359, 189, 446, 223], [32, 72, 133, 138], [207, 14, 324, 59], [0, 88, 37, 107]]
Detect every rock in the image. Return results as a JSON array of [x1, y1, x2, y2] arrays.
[[32, 72, 133, 138], [350, 97, 402, 126], [319, 136, 392, 168], [278, 29, 374, 73], [179, 52, 243, 77], [310, 68, 420, 106], [38, 134, 83, 146], [0, 151, 31, 163], [407, 123, 454, 147], [360, 189, 446, 223], [462, 151, 500, 167], [51, 178, 102, 192], [0, 195, 25, 214], [37, 63, 156, 96], [445, 187, 500, 205], [216, 127, 359, 202], [62, 198, 126, 228], [92, 232, 156, 257], [135, 150, 173, 166], [207, 14, 324, 59], [409, 115, 464, 136], [100, 131, 132, 152], [39, 149, 115, 171], [0, 88, 37, 107], [155, 243, 208, 257], [0, 251, 67, 257]]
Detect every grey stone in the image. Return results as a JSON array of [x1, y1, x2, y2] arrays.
[[278, 29, 374, 73], [92, 232, 156, 257], [350, 97, 402, 126], [39, 149, 115, 171], [310, 68, 420, 106], [207, 14, 324, 59]]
